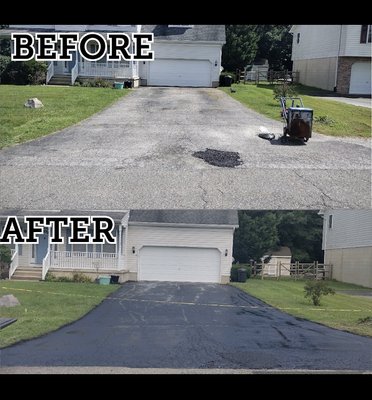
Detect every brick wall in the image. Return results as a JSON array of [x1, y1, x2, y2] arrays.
[[337, 56, 369, 94]]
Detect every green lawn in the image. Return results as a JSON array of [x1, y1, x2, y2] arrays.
[[232, 278, 372, 337], [220, 83, 371, 138], [0, 281, 118, 348], [0, 85, 130, 149]]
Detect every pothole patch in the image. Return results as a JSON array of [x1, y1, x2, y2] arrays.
[[192, 148, 242, 168]]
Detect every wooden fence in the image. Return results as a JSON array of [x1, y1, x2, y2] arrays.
[[251, 261, 332, 280]]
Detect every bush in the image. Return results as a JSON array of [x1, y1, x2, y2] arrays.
[[80, 78, 112, 88], [0, 245, 11, 280], [1, 60, 48, 85], [45, 272, 92, 283], [230, 264, 252, 282], [72, 273, 92, 283], [0, 55, 11, 79], [273, 81, 298, 99], [304, 281, 335, 306]]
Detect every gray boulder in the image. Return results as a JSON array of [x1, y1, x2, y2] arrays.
[[24, 98, 44, 108], [0, 294, 21, 307]]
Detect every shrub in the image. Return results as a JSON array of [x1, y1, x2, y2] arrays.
[[72, 273, 92, 283], [81, 78, 112, 88], [273, 81, 298, 99], [219, 71, 236, 86], [1, 60, 47, 85], [304, 281, 335, 306], [230, 264, 252, 282], [0, 245, 11, 280], [0, 55, 11, 79]]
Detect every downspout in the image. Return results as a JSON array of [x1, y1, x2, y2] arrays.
[[334, 25, 343, 92]]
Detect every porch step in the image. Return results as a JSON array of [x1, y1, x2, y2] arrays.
[[48, 74, 72, 86], [11, 267, 42, 281]]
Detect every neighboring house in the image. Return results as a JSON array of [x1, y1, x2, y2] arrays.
[[290, 25, 371, 95], [0, 210, 238, 284], [3, 25, 225, 88], [321, 210, 372, 288], [264, 246, 292, 277]]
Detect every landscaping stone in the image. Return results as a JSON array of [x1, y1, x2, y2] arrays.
[[24, 98, 44, 108], [0, 294, 21, 307]]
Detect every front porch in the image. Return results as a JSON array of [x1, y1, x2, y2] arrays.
[[47, 58, 139, 86]]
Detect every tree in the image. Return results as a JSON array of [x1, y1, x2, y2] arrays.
[[255, 25, 293, 71], [233, 211, 280, 263], [275, 211, 324, 262], [233, 211, 324, 264], [0, 24, 10, 56], [222, 25, 260, 71], [222, 25, 293, 73]]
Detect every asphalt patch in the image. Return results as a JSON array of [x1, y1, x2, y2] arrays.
[[193, 148, 242, 168]]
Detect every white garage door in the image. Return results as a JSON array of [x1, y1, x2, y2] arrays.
[[349, 62, 371, 95], [138, 246, 221, 283], [148, 59, 212, 87]]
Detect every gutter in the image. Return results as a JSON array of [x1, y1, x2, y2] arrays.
[[334, 25, 343, 92]]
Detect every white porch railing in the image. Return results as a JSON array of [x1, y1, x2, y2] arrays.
[[9, 250, 18, 279], [50, 251, 118, 270], [46, 62, 54, 84], [80, 61, 132, 79], [42, 249, 51, 280], [10, 249, 16, 258], [71, 61, 79, 85]]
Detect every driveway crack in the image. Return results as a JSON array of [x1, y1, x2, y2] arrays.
[[198, 171, 208, 208], [293, 170, 352, 208]]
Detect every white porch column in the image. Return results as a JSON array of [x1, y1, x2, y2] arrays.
[[117, 225, 122, 270]]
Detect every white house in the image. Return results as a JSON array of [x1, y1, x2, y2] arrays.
[[3, 25, 225, 88], [290, 25, 371, 95], [321, 209, 372, 288], [1, 210, 238, 284]]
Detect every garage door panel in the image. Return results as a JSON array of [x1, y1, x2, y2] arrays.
[[139, 246, 220, 283], [349, 62, 371, 95], [149, 59, 212, 87]]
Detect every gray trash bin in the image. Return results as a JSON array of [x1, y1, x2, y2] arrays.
[[237, 268, 247, 283]]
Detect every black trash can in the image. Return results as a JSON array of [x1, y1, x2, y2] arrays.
[[224, 75, 233, 87], [237, 268, 247, 283], [110, 275, 120, 284]]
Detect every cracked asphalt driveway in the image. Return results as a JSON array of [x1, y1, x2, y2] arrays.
[[0, 87, 370, 209], [1, 282, 372, 370]]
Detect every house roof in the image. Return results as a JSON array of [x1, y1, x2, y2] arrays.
[[0, 210, 238, 227], [129, 210, 238, 226], [271, 246, 292, 257], [142, 25, 226, 43], [0, 210, 127, 223]]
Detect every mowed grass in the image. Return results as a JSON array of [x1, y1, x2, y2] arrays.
[[0, 85, 129, 149], [232, 278, 372, 337], [220, 83, 371, 137], [0, 280, 118, 348]]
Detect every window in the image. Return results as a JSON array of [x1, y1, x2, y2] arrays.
[[360, 25, 372, 43], [328, 215, 333, 229], [297, 33, 300, 44]]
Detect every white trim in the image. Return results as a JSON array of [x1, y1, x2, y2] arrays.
[[128, 222, 239, 229]]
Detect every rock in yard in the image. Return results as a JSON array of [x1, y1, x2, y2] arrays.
[[24, 98, 44, 109], [0, 294, 21, 307]]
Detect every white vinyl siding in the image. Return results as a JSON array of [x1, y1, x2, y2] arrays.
[[126, 225, 234, 281], [322, 210, 372, 250], [291, 25, 342, 60], [138, 246, 221, 283], [291, 25, 372, 60]]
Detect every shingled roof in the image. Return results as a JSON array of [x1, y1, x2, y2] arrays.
[[129, 210, 238, 226], [142, 25, 226, 43]]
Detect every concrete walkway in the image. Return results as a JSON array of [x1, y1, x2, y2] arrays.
[[317, 96, 371, 108]]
